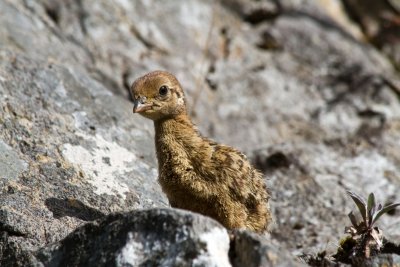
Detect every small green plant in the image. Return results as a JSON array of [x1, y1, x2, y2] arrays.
[[344, 190, 400, 258]]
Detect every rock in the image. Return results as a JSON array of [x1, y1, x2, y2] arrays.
[[367, 254, 400, 267], [220, 0, 280, 24], [34, 209, 231, 267], [341, 0, 400, 70], [0, 140, 28, 181], [230, 230, 306, 267], [0, 47, 168, 256]]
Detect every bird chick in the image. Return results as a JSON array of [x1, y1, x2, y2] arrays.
[[130, 71, 272, 232]]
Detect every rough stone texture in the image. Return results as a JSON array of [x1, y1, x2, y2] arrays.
[[34, 209, 231, 267], [341, 0, 400, 70], [230, 230, 306, 267], [0, 140, 28, 181], [0, 0, 400, 266]]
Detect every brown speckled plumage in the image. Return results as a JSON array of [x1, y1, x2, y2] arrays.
[[130, 70, 272, 232]]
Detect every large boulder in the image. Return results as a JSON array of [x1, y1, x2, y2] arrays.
[[2, 208, 305, 267], [36, 209, 232, 267]]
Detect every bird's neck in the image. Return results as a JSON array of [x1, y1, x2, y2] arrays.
[[154, 114, 198, 141], [154, 114, 203, 161]]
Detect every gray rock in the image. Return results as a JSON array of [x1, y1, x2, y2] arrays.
[[230, 230, 306, 267], [0, 140, 27, 181], [0, 49, 168, 253], [35, 208, 231, 267], [220, 0, 280, 24], [368, 254, 400, 267]]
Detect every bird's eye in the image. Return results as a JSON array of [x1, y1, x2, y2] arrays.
[[159, 85, 168, 96]]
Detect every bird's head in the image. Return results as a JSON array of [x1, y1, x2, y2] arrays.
[[130, 71, 187, 121]]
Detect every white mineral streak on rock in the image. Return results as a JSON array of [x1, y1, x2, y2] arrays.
[[194, 227, 232, 267], [62, 132, 151, 199], [116, 232, 144, 266]]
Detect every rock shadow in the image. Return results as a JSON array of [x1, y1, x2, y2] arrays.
[[45, 198, 105, 221]]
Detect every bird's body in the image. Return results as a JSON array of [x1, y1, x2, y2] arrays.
[[131, 71, 271, 232]]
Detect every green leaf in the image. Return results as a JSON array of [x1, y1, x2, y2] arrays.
[[347, 190, 367, 223], [367, 192, 376, 225], [348, 211, 358, 228], [372, 203, 400, 225]]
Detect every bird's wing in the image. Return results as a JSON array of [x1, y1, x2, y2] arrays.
[[206, 143, 266, 203]]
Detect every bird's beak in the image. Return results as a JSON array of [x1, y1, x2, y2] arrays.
[[133, 97, 153, 113]]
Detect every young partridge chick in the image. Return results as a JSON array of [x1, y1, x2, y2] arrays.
[[131, 71, 272, 232]]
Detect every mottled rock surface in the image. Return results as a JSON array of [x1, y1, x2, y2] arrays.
[[1, 0, 400, 266], [230, 230, 305, 267], [35, 209, 231, 267]]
